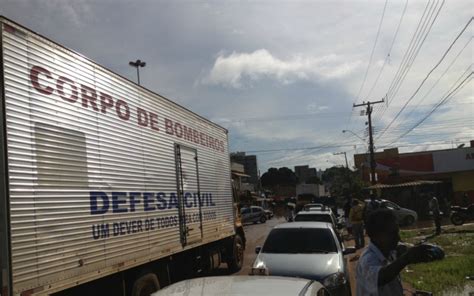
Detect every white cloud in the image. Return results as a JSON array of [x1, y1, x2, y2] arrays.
[[307, 103, 330, 113], [200, 49, 361, 88]]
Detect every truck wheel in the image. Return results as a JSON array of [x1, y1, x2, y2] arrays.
[[227, 235, 244, 272], [260, 216, 266, 224], [131, 273, 160, 296]]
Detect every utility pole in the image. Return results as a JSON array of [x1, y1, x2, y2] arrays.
[[333, 152, 348, 168], [353, 99, 384, 185]]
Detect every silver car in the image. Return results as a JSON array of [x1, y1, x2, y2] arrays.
[[252, 222, 355, 295], [152, 275, 329, 296], [241, 206, 267, 224], [365, 199, 418, 225]]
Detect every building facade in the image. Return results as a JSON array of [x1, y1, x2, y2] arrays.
[[294, 165, 318, 184], [230, 152, 259, 188], [354, 140, 474, 204]]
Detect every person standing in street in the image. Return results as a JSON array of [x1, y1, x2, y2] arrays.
[[350, 199, 365, 249], [356, 209, 436, 296], [344, 196, 353, 236], [429, 195, 441, 235]]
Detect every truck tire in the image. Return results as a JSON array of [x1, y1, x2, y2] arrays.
[[227, 235, 244, 272], [131, 273, 160, 296], [260, 216, 266, 224]]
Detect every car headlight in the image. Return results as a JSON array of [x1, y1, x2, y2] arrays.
[[251, 260, 269, 276], [322, 272, 346, 288]]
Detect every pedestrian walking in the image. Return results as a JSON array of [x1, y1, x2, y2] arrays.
[[462, 192, 470, 207], [344, 197, 353, 236], [429, 195, 441, 235], [350, 199, 365, 249], [356, 209, 437, 296]]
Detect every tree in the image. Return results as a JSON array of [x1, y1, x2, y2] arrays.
[[261, 167, 298, 188], [322, 166, 366, 199]]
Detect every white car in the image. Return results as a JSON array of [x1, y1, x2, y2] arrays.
[[365, 199, 418, 225], [252, 222, 354, 295], [302, 203, 324, 211], [152, 275, 329, 296]]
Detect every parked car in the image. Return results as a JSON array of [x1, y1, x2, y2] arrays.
[[152, 275, 329, 296], [365, 199, 418, 226], [294, 210, 341, 230], [252, 222, 355, 295], [241, 206, 267, 224], [264, 209, 274, 220], [302, 203, 324, 211]]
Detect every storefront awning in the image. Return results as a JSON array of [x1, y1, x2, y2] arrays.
[[367, 180, 442, 189], [232, 171, 250, 177]]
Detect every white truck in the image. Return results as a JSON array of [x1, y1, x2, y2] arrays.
[[0, 16, 245, 296]]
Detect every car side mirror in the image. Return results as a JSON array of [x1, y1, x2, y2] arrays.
[[255, 246, 262, 254], [343, 247, 356, 255]]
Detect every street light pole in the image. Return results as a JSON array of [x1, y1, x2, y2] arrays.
[[333, 152, 349, 168], [129, 59, 146, 85]]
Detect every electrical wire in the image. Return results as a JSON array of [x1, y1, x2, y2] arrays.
[[376, 16, 472, 140], [365, 0, 409, 101], [355, 0, 389, 101], [393, 36, 472, 126], [382, 69, 473, 147], [386, 0, 443, 103]]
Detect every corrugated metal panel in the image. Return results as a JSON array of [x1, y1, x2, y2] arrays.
[[1, 19, 234, 294]]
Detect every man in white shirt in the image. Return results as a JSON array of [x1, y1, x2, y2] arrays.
[[429, 195, 441, 235], [356, 209, 434, 296]]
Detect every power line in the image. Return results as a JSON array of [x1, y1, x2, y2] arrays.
[[376, 16, 472, 140], [372, 0, 441, 123], [384, 0, 434, 103], [365, 0, 409, 101], [240, 137, 474, 155], [383, 69, 473, 147], [389, 0, 446, 100], [355, 0, 389, 101], [387, 36, 472, 128], [387, 0, 444, 103]]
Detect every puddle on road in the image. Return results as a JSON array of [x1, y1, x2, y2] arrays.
[[441, 282, 474, 296]]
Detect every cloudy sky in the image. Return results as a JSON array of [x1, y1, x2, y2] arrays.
[[1, 0, 473, 173]]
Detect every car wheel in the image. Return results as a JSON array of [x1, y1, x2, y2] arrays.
[[404, 215, 415, 226], [450, 213, 465, 226], [260, 215, 267, 223]]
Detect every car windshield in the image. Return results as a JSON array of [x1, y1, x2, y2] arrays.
[[294, 214, 332, 224], [262, 228, 337, 254]]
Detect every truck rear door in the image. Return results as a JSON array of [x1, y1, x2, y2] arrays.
[[175, 144, 203, 246]]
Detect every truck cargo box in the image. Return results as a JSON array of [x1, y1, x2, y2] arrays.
[[0, 17, 235, 295]]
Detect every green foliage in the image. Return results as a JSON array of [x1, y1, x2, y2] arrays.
[[260, 167, 298, 187], [322, 166, 367, 198], [400, 225, 474, 295]]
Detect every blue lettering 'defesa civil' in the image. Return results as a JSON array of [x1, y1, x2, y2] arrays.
[[89, 191, 216, 214], [89, 191, 218, 240]]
